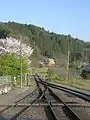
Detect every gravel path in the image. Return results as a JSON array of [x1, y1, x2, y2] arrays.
[[0, 85, 36, 105]]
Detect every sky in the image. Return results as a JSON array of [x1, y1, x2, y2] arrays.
[[0, 0, 90, 41]]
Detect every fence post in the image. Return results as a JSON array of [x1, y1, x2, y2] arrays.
[[13, 76, 17, 87], [27, 74, 29, 86], [24, 73, 28, 87]]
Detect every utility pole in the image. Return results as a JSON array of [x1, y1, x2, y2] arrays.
[[20, 36, 22, 88], [67, 35, 71, 80], [67, 50, 70, 80]]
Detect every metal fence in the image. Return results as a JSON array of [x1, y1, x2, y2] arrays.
[[0, 76, 12, 84]]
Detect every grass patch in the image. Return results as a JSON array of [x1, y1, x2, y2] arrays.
[[45, 68, 90, 92], [29, 67, 48, 75], [31, 67, 90, 92], [51, 78, 90, 92]]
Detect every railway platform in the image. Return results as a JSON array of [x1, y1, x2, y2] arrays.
[[0, 85, 36, 105]]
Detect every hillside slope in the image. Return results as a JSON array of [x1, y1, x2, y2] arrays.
[[0, 22, 89, 66]]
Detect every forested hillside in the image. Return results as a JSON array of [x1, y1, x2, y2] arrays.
[[0, 22, 89, 62]]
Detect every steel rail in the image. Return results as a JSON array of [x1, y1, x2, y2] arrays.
[[0, 88, 39, 115], [10, 94, 41, 120], [37, 75, 90, 102], [34, 76, 58, 120], [48, 87, 81, 120], [36, 76, 77, 120], [36, 75, 90, 120], [9, 77, 47, 120], [15, 88, 38, 103], [40, 78, 80, 120]]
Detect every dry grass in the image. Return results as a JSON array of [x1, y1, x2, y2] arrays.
[[30, 66, 90, 92], [29, 67, 48, 74], [52, 78, 90, 91]]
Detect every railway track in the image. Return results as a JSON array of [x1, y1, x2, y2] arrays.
[[37, 75, 90, 102], [0, 75, 90, 120], [35, 75, 90, 120], [0, 88, 38, 113], [0, 86, 43, 120]]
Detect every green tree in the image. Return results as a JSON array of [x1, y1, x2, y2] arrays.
[[0, 53, 28, 75], [0, 24, 10, 38]]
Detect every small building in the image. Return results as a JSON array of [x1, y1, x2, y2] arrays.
[[48, 58, 55, 66], [39, 57, 56, 67]]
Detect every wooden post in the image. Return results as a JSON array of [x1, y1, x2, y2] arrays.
[[20, 36, 22, 88], [67, 50, 70, 80], [24, 73, 27, 87]]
